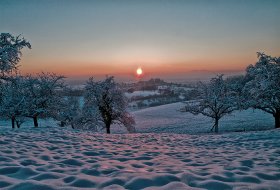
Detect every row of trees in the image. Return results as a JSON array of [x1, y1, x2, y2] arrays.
[[183, 52, 280, 132], [1, 33, 279, 133], [0, 33, 135, 133], [0, 73, 64, 128]]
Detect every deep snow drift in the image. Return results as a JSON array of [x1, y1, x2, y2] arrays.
[[0, 127, 280, 190]]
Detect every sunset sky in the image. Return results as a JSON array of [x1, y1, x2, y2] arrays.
[[1, 0, 280, 82]]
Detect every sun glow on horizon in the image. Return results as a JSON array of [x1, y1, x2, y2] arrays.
[[136, 67, 143, 76]]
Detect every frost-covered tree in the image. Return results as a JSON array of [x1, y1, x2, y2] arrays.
[[24, 73, 65, 127], [84, 76, 135, 134], [54, 91, 98, 130], [183, 75, 238, 133], [244, 53, 280, 128], [225, 75, 247, 109], [0, 33, 31, 125], [55, 95, 83, 128], [0, 76, 29, 128], [0, 33, 31, 77]]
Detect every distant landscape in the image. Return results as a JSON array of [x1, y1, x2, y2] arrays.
[[1, 0, 280, 189]]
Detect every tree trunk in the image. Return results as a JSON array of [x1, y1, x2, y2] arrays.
[[275, 111, 280, 129], [210, 123, 215, 132], [106, 123, 111, 134], [33, 116, 38, 128], [16, 121, 20, 128], [214, 118, 219, 133], [60, 121, 65, 127], [11, 117, 15, 129]]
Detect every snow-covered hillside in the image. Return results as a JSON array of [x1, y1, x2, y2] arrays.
[[0, 102, 274, 134], [125, 90, 160, 99], [0, 127, 279, 190], [129, 102, 274, 134]]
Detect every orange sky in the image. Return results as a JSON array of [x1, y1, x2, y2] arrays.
[[3, 0, 279, 82], [19, 50, 257, 79]]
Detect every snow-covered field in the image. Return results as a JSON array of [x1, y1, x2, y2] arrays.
[[131, 102, 274, 134], [125, 91, 160, 99], [0, 103, 278, 189], [0, 102, 274, 134], [0, 127, 280, 190]]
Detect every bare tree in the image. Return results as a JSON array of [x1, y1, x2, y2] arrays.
[[183, 75, 237, 133], [244, 52, 280, 128], [84, 76, 135, 134]]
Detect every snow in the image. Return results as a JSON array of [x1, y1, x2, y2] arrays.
[[0, 102, 274, 134], [0, 102, 277, 189], [130, 102, 274, 134], [0, 127, 280, 189], [125, 91, 160, 99]]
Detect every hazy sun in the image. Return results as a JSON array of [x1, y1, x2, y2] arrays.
[[136, 67, 143, 76]]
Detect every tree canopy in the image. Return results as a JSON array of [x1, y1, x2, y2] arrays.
[[0, 33, 31, 77], [244, 52, 280, 128]]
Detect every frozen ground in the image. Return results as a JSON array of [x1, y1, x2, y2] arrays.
[[0, 127, 280, 190]]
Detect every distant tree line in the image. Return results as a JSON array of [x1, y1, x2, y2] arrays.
[[183, 52, 280, 132], [0, 33, 135, 133]]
